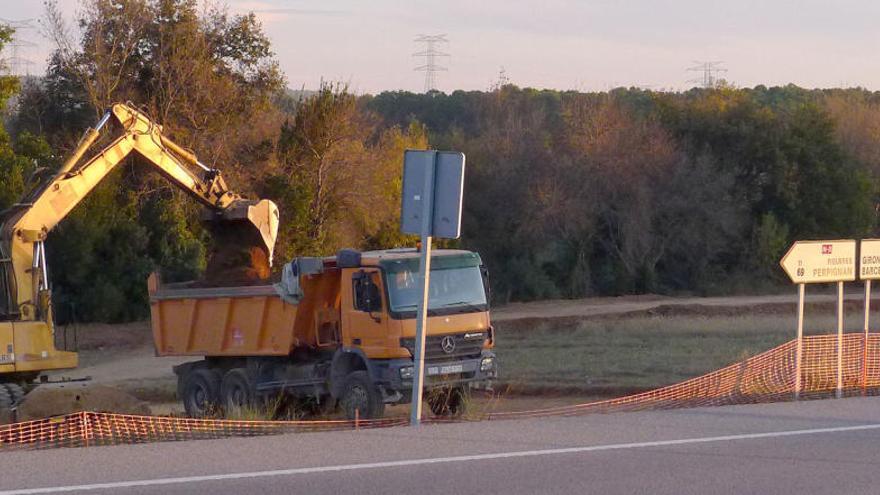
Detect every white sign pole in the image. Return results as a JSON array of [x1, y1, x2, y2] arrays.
[[781, 240, 857, 399], [837, 281, 844, 399], [863, 279, 871, 394], [858, 239, 880, 394], [410, 152, 436, 426], [795, 283, 804, 400]]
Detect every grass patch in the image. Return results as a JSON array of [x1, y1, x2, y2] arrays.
[[494, 308, 880, 395]]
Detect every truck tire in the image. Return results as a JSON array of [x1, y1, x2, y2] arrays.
[[181, 368, 221, 418], [427, 386, 469, 418], [340, 371, 385, 420], [220, 368, 255, 415], [3, 383, 25, 406]]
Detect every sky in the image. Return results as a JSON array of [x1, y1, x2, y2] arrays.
[[2, 0, 880, 94]]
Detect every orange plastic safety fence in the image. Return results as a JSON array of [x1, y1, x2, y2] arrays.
[[1, 333, 877, 451], [486, 333, 880, 420], [0, 412, 407, 450]]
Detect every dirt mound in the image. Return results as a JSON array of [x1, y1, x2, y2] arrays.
[[499, 298, 880, 332], [642, 299, 880, 318], [16, 384, 151, 421], [640, 303, 791, 317], [199, 220, 272, 287]]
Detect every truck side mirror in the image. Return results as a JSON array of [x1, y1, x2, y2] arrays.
[[480, 265, 492, 304], [364, 282, 382, 313]]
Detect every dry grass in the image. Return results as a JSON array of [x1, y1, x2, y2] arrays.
[[61, 300, 880, 411], [494, 308, 880, 395], [222, 394, 292, 421]]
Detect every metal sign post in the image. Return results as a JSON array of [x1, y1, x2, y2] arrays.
[[795, 283, 804, 399], [409, 155, 436, 426], [780, 240, 856, 400], [401, 150, 465, 426]]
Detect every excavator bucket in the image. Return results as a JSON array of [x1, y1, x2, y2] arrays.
[[203, 199, 280, 285], [220, 199, 280, 263]]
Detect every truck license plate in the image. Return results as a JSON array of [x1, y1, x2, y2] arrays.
[[427, 364, 463, 376]]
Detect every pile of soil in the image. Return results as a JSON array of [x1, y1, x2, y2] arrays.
[[199, 219, 273, 287], [16, 384, 150, 421]]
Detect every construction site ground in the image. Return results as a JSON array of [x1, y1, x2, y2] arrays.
[[46, 291, 879, 419]]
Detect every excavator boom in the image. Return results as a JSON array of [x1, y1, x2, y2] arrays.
[[0, 103, 279, 380]]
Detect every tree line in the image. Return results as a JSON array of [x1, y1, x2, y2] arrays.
[[365, 86, 878, 302], [1, 1, 879, 321]]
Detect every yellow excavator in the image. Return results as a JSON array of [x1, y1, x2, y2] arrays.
[[0, 103, 279, 416]]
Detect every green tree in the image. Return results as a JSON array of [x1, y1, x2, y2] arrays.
[[265, 84, 427, 260], [15, 1, 285, 321], [46, 182, 154, 322], [0, 25, 24, 210]]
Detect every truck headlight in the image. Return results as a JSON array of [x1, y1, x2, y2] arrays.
[[400, 366, 414, 379], [480, 357, 494, 371]]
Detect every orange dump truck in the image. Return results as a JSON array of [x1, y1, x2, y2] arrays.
[[149, 248, 496, 419]]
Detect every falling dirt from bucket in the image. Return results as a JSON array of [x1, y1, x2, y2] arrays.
[[201, 219, 273, 286]]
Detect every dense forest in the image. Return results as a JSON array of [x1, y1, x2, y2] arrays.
[[1, 1, 880, 322]]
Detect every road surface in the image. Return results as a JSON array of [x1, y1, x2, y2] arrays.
[[3, 397, 880, 494]]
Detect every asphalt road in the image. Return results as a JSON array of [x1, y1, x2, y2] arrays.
[[3, 397, 880, 494]]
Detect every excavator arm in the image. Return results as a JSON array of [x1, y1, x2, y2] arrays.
[[0, 103, 279, 322]]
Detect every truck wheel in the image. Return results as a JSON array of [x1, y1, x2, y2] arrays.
[[181, 368, 221, 417], [427, 386, 469, 418], [3, 383, 25, 405], [340, 371, 385, 420], [221, 368, 255, 415]]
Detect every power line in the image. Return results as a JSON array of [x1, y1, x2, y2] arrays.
[[489, 66, 510, 91], [687, 60, 727, 89], [0, 18, 37, 77], [413, 34, 449, 93]]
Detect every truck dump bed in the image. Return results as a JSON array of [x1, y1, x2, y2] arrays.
[[147, 272, 341, 357]]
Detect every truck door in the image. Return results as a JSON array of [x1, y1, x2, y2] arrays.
[[347, 269, 388, 357]]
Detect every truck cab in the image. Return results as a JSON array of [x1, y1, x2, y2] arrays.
[[337, 249, 497, 414]]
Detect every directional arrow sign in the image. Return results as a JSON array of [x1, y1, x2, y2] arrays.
[[780, 240, 856, 284], [860, 239, 880, 280]]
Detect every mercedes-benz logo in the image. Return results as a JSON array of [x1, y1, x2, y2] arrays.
[[440, 335, 456, 354]]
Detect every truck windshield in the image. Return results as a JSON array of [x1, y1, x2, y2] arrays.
[[382, 254, 487, 316]]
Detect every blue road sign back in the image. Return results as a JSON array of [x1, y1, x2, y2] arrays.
[[401, 150, 465, 239]]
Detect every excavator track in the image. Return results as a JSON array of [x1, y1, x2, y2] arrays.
[[3, 383, 25, 405], [0, 384, 13, 422]]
